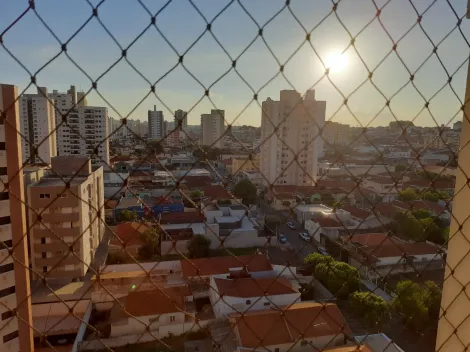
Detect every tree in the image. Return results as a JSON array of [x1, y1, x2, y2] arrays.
[[146, 141, 163, 155], [303, 252, 333, 268], [349, 291, 389, 328], [138, 228, 160, 260], [314, 260, 359, 298], [419, 217, 444, 243], [119, 209, 138, 222], [281, 200, 291, 209], [188, 235, 211, 258], [190, 190, 203, 200], [395, 164, 407, 172], [233, 179, 257, 206], [398, 188, 418, 202], [392, 280, 441, 330], [394, 211, 425, 241], [412, 209, 433, 220]]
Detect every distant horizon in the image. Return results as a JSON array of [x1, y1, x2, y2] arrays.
[[2, 0, 468, 128]]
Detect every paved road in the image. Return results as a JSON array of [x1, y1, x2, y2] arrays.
[[278, 222, 317, 261]]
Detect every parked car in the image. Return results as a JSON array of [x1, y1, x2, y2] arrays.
[[299, 232, 310, 241], [279, 234, 287, 244], [287, 221, 296, 230], [317, 246, 329, 256]]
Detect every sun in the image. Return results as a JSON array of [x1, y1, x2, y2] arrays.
[[324, 51, 348, 73]]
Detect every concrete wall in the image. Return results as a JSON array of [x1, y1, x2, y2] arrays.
[[255, 334, 346, 352], [110, 311, 186, 337], [161, 239, 190, 256]]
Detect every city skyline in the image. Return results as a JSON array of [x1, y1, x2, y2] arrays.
[[1, 0, 469, 128]]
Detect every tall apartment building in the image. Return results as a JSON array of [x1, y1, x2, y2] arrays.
[[175, 109, 188, 138], [323, 121, 350, 146], [49, 86, 109, 166], [19, 87, 57, 164], [0, 84, 34, 352], [201, 109, 225, 148], [27, 156, 104, 280], [148, 106, 164, 140], [260, 90, 326, 186]]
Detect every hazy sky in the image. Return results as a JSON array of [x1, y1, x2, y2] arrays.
[[1, 0, 469, 127]]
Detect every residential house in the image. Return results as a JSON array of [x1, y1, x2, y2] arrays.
[[229, 302, 351, 352], [361, 177, 402, 202], [209, 275, 300, 318], [108, 222, 153, 257], [110, 286, 200, 338], [181, 254, 273, 299], [338, 233, 445, 281]]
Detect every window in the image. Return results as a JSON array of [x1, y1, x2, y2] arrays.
[[43, 266, 48, 273], [0, 286, 15, 298], [39, 194, 51, 199], [0, 240, 12, 249], [42, 252, 47, 259], [1, 309, 15, 320], [263, 302, 270, 306], [245, 300, 251, 305], [0, 192, 8, 201], [0, 263, 14, 274], [41, 238, 46, 244], [59, 193, 67, 198], [170, 315, 175, 322], [3, 330, 18, 343], [301, 341, 308, 346]]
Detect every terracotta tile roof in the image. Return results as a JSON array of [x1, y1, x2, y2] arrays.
[[109, 222, 152, 247], [316, 179, 358, 190], [214, 276, 296, 298], [160, 211, 205, 224], [315, 218, 342, 227], [110, 155, 134, 163], [346, 233, 402, 247], [181, 254, 272, 278], [201, 185, 232, 199], [373, 203, 399, 218], [124, 286, 188, 316], [341, 205, 371, 220], [230, 302, 351, 348], [366, 177, 400, 185], [222, 158, 232, 165], [362, 241, 440, 259], [184, 176, 213, 188], [403, 179, 455, 189]]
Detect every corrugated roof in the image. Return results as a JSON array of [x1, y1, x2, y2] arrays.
[[124, 286, 189, 316], [181, 254, 272, 278], [214, 276, 296, 298], [230, 302, 351, 348]]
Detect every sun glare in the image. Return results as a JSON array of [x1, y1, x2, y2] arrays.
[[324, 51, 348, 73]]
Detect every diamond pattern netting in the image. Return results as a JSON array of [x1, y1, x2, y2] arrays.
[[0, 0, 470, 351]]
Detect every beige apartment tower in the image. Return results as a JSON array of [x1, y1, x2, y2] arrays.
[[201, 109, 225, 148], [0, 84, 34, 352], [323, 121, 350, 146], [260, 90, 326, 186], [27, 156, 104, 279]]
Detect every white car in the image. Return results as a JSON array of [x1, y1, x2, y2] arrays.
[[287, 221, 296, 230], [299, 232, 310, 241]]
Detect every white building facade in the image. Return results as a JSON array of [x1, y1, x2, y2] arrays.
[[260, 90, 326, 186], [201, 109, 225, 148], [19, 87, 57, 164], [49, 86, 109, 166], [175, 109, 188, 138]]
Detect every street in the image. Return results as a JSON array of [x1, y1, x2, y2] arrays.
[[278, 222, 318, 261]]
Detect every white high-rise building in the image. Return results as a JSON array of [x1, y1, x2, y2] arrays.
[[260, 90, 325, 186], [148, 106, 164, 140], [48, 86, 109, 166], [201, 109, 225, 148], [19, 87, 57, 164], [175, 109, 188, 138]]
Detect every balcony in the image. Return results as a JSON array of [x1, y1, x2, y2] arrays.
[[33, 227, 81, 239], [40, 212, 80, 223], [33, 241, 80, 253], [34, 253, 80, 267]]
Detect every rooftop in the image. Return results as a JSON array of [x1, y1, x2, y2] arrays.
[[160, 211, 205, 224], [214, 276, 297, 298], [229, 302, 351, 348], [116, 197, 143, 209], [109, 222, 152, 248], [181, 254, 272, 278], [295, 204, 333, 213]]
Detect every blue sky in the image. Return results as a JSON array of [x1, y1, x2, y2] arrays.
[[1, 0, 469, 127]]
